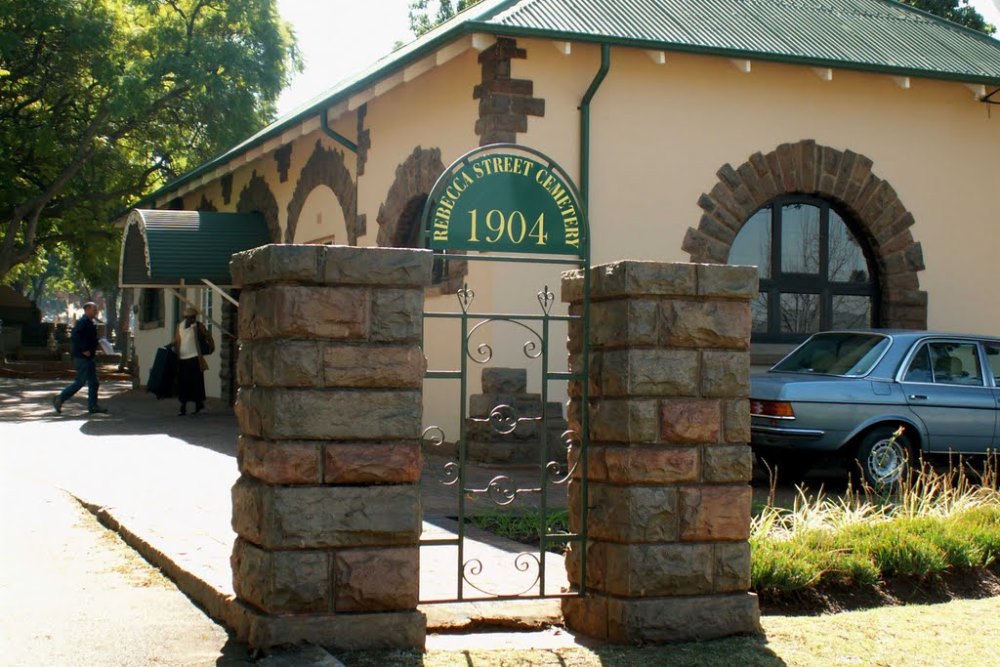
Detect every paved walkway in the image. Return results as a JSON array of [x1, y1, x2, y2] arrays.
[[0, 377, 573, 647]]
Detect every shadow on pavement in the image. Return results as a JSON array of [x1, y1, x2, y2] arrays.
[[0, 377, 238, 456]]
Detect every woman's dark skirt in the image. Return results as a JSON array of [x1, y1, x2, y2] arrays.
[[177, 357, 206, 405]]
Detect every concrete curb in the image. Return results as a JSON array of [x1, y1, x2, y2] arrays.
[[74, 496, 249, 637]]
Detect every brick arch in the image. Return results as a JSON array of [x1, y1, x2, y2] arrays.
[[236, 170, 280, 242], [377, 146, 467, 292], [683, 140, 927, 329], [285, 140, 357, 244]]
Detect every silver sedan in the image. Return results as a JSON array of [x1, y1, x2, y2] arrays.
[[750, 330, 1000, 486]]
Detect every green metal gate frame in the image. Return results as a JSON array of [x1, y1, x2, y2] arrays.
[[417, 144, 591, 603]]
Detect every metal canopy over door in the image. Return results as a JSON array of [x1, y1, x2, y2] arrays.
[[418, 144, 590, 603]]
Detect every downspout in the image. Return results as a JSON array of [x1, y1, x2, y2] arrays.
[[320, 108, 358, 154], [579, 44, 610, 211]]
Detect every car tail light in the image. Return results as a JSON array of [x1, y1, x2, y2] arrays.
[[750, 400, 795, 420]]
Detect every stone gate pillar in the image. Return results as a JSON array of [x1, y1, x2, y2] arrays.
[[561, 260, 761, 643], [228, 244, 432, 651]]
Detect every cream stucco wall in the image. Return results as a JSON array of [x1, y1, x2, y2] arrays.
[[513, 39, 999, 335], [131, 34, 999, 437]]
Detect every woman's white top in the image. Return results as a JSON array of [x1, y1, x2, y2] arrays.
[[177, 322, 199, 360]]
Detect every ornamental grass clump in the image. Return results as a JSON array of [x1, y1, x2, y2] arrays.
[[751, 450, 1000, 595]]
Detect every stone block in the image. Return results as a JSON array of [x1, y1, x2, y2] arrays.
[[238, 436, 322, 484], [252, 341, 322, 387], [370, 289, 423, 343], [239, 387, 422, 440], [603, 446, 699, 484], [591, 399, 659, 443], [679, 486, 752, 542], [242, 609, 426, 651], [324, 442, 421, 484], [237, 341, 253, 386], [241, 285, 369, 341], [599, 349, 699, 398], [231, 244, 322, 288], [235, 388, 263, 437], [661, 399, 721, 444], [703, 445, 753, 483], [562, 592, 608, 639], [585, 482, 680, 543], [591, 261, 697, 299], [561, 270, 585, 304], [701, 350, 750, 398], [334, 547, 419, 612], [658, 299, 751, 350], [598, 542, 714, 597], [232, 476, 421, 548], [590, 299, 658, 349], [481, 367, 527, 394], [715, 542, 752, 592], [723, 399, 751, 443], [231, 538, 331, 613], [604, 593, 761, 643], [231, 244, 433, 289], [696, 264, 758, 299], [323, 344, 425, 388], [321, 246, 434, 287]]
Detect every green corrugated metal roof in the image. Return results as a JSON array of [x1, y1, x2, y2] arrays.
[[134, 0, 1000, 209], [119, 210, 270, 287], [485, 0, 1000, 80]]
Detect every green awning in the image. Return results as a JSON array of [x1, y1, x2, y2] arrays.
[[119, 209, 271, 288]]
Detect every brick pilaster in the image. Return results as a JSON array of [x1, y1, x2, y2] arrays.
[[561, 261, 761, 643], [229, 244, 432, 651]]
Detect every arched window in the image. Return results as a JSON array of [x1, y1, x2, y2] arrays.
[[729, 195, 878, 343]]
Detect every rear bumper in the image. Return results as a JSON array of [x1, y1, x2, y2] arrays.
[[750, 422, 843, 452]]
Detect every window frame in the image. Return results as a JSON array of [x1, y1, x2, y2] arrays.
[[736, 194, 880, 344]]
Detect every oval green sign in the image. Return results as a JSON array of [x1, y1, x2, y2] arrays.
[[425, 149, 586, 256]]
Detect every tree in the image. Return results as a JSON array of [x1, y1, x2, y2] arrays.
[[0, 0, 301, 283], [902, 0, 995, 34], [408, 0, 483, 37]]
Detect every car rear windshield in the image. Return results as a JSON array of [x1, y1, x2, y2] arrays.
[[772, 332, 891, 377]]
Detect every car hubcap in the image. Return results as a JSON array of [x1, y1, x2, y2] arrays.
[[867, 437, 906, 484]]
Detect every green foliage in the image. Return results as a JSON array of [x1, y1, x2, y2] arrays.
[[900, 0, 995, 34], [408, 0, 483, 37], [467, 508, 570, 551], [0, 0, 301, 286], [751, 459, 1000, 593]]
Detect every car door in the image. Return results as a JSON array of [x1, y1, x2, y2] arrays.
[[901, 340, 995, 454], [983, 341, 1000, 447]]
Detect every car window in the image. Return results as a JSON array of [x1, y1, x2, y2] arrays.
[[906, 342, 984, 386], [772, 332, 889, 376], [985, 344, 1000, 386]]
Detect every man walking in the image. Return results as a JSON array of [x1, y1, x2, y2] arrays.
[[53, 302, 108, 415]]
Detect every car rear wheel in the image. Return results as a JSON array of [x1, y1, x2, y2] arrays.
[[853, 426, 913, 489]]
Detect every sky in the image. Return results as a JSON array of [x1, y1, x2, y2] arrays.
[[275, 0, 1000, 117]]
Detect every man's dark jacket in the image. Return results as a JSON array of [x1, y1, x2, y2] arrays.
[[70, 314, 98, 359]]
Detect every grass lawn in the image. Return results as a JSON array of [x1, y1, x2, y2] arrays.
[[340, 595, 1000, 666]]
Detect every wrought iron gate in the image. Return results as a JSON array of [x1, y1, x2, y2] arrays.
[[417, 145, 590, 604]]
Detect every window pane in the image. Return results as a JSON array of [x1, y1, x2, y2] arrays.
[[929, 342, 984, 386], [829, 211, 869, 282], [730, 208, 771, 279], [751, 292, 768, 333], [780, 203, 820, 274], [779, 293, 819, 334], [904, 344, 933, 383], [985, 344, 1000, 385], [831, 295, 871, 330]]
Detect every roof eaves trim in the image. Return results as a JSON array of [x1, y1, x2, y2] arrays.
[[463, 21, 1000, 87]]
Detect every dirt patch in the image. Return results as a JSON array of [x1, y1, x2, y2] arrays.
[[759, 565, 1000, 615]]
